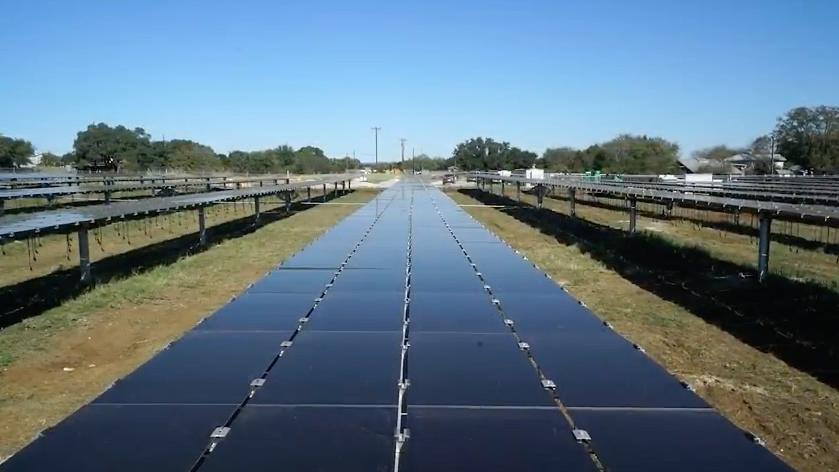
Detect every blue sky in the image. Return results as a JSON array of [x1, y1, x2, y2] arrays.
[[1, 0, 837, 161]]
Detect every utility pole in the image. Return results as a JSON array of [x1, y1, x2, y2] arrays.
[[372, 127, 381, 165], [400, 138, 406, 170], [412, 147, 415, 174]]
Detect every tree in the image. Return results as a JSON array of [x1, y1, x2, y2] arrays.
[[774, 106, 839, 172], [597, 134, 680, 174], [0, 135, 35, 168], [164, 140, 222, 171], [692, 145, 742, 161], [543, 147, 590, 172], [451, 137, 536, 170], [73, 123, 159, 170], [39, 152, 62, 167]]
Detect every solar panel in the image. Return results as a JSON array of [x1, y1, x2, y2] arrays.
[[94, 331, 290, 404], [572, 409, 792, 471], [409, 292, 506, 333], [401, 407, 597, 471], [247, 269, 337, 294], [198, 406, 395, 472], [408, 332, 553, 406], [0, 404, 229, 472], [196, 293, 316, 331], [305, 292, 404, 332], [250, 331, 401, 405], [526, 331, 709, 408]]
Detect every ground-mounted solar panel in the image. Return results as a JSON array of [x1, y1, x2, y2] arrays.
[[247, 268, 337, 294], [572, 409, 792, 471], [345, 245, 407, 269], [305, 292, 404, 332], [279, 250, 350, 269], [492, 293, 607, 335], [409, 292, 506, 333], [328, 268, 407, 293], [401, 407, 597, 471], [0, 404, 229, 472], [251, 330, 401, 405], [410, 268, 484, 293], [409, 332, 553, 406], [198, 406, 395, 472], [196, 292, 316, 331], [526, 331, 708, 408], [94, 331, 290, 404]]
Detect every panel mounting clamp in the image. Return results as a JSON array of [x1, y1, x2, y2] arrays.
[[518, 342, 530, 351], [572, 429, 591, 442], [503, 318, 514, 327], [280, 340, 293, 348], [541, 379, 557, 390]]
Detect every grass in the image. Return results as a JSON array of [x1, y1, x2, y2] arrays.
[[448, 189, 839, 472], [0, 189, 377, 460]]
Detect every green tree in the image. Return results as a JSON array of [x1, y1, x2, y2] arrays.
[[451, 137, 536, 170], [543, 147, 591, 172], [73, 123, 159, 170], [692, 145, 742, 161], [39, 152, 63, 167], [774, 106, 839, 172], [597, 135, 680, 174], [164, 140, 222, 170], [0, 135, 35, 168]]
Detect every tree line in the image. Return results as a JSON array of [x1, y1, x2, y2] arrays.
[[2, 123, 362, 174], [3, 105, 837, 174]]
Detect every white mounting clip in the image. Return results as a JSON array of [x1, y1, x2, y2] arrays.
[[208, 426, 231, 452], [541, 379, 557, 390], [572, 429, 591, 442], [518, 342, 530, 351], [503, 318, 514, 327], [280, 340, 293, 348]]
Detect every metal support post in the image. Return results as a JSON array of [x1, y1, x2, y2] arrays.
[[284, 193, 292, 212], [78, 224, 91, 284], [334, 182, 338, 196], [500, 180, 505, 197], [516, 181, 521, 203], [307, 186, 312, 202], [536, 185, 545, 209], [757, 215, 772, 283], [665, 201, 674, 218], [254, 196, 261, 224], [568, 188, 576, 217], [342, 180, 347, 194], [205, 177, 211, 191], [629, 197, 638, 233], [322, 183, 327, 202], [348, 179, 351, 191], [198, 207, 207, 246], [285, 178, 291, 184]]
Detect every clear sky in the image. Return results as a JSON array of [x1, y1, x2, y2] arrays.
[[2, 0, 837, 161]]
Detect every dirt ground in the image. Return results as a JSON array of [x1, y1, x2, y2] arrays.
[[448, 190, 839, 472], [0, 190, 376, 461]]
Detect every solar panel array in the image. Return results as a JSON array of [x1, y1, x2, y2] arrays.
[[0, 179, 792, 471], [474, 172, 839, 226], [0, 176, 351, 240]]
